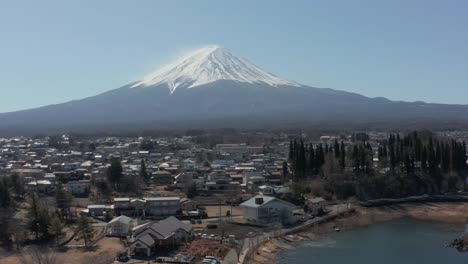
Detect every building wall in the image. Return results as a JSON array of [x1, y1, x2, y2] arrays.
[[244, 200, 293, 224], [243, 207, 258, 222], [107, 222, 131, 237], [145, 200, 180, 216]]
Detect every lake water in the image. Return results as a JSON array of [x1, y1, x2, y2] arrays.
[[278, 218, 467, 264]]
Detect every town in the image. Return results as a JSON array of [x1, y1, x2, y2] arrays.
[[0, 129, 467, 264]]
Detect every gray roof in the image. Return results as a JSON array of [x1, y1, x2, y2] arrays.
[[87, 204, 106, 209], [307, 197, 326, 203], [157, 216, 192, 233], [133, 216, 192, 241], [145, 197, 180, 202], [114, 198, 130, 202], [132, 234, 155, 247], [240, 195, 295, 209], [153, 171, 171, 175], [109, 215, 132, 225]]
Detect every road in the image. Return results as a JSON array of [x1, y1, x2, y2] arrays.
[[237, 203, 353, 264]]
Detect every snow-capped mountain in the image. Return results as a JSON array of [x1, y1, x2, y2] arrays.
[[131, 45, 299, 93], [0, 45, 468, 135]]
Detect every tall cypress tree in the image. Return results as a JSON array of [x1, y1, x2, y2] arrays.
[[339, 141, 346, 170], [316, 144, 325, 171], [421, 146, 427, 171], [140, 159, 149, 184], [288, 140, 294, 161], [463, 141, 467, 170], [298, 140, 306, 178], [309, 143, 315, 175], [334, 140, 340, 158]]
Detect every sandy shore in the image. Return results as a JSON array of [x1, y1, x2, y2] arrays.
[[248, 202, 468, 264]]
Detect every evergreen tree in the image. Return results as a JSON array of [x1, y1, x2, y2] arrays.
[[334, 140, 340, 158], [282, 161, 289, 180], [27, 194, 51, 240], [89, 142, 96, 151], [140, 159, 150, 184], [48, 215, 64, 247], [463, 141, 467, 169], [297, 140, 306, 178], [288, 140, 294, 161], [0, 179, 11, 208], [55, 183, 73, 218], [107, 159, 123, 189], [185, 183, 198, 199], [421, 146, 428, 171], [9, 174, 24, 197], [76, 215, 94, 247], [389, 143, 396, 169], [339, 141, 346, 170], [315, 144, 325, 172]]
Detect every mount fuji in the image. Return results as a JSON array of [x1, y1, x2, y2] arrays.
[[1, 45, 468, 134]]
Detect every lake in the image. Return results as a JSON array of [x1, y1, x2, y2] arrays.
[[278, 218, 467, 264]]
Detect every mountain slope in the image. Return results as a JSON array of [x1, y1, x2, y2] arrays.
[[130, 45, 299, 92], [0, 45, 467, 135]]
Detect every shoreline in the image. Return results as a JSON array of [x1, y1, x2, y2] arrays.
[[247, 202, 468, 264]]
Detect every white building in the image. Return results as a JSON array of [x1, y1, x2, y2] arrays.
[[144, 197, 180, 216], [65, 180, 90, 196], [106, 215, 133, 237], [240, 195, 295, 225]]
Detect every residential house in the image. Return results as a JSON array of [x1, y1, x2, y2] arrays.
[[152, 171, 173, 185], [114, 198, 132, 211], [128, 216, 193, 257], [258, 185, 291, 198], [65, 180, 90, 196], [305, 197, 326, 216], [106, 215, 133, 237], [240, 195, 295, 225], [26, 180, 54, 194], [145, 197, 180, 216], [87, 204, 107, 217]]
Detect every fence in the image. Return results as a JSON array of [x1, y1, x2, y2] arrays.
[[238, 207, 354, 264]]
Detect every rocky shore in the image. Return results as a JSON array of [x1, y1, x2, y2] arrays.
[[246, 202, 468, 264], [449, 234, 468, 252]]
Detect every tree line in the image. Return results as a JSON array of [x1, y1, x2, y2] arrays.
[[288, 131, 467, 200]]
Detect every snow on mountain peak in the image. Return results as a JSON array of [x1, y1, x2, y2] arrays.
[[131, 45, 300, 93]]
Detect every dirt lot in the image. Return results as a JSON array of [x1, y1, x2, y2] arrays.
[[178, 239, 232, 260], [0, 237, 124, 264], [204, 205, 242, 218]]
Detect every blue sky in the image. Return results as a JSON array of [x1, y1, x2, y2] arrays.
[[1, 0, 467, 112]]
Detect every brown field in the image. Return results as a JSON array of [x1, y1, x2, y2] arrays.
[[204, 205, 242, 218], [0, 237, 124, 264]]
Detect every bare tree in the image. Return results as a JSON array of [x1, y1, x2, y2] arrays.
[[10, 220, 27, 251], [20, 247, 61, 264]]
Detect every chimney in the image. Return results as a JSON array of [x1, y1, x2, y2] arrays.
[[255, 197, 264, 205]]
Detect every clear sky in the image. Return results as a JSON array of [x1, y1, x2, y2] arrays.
[[1, 0, 467, 112]]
